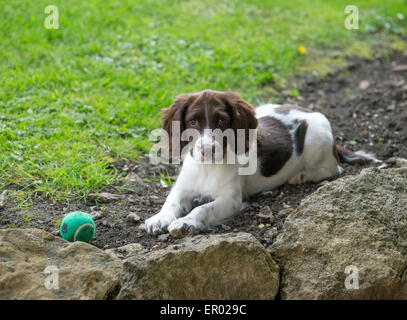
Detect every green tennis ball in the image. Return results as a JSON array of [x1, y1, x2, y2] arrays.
[[60, 211, 95, 243]]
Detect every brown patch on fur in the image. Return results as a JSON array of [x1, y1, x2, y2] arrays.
[[257, 116, 293, 177], [335, 144, 368, 164], [330, 126, 373, 165], [294, 120, 308, 155], [331, 127, 341, 164], [220, 91, 258, 154], [274, 104, 314, 114], [333, 144, 341, 163]]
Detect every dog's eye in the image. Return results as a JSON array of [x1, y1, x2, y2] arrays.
[[188, 119, 198, 127]]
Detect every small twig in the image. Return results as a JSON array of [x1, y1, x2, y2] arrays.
[[87, 192, 126, 203]]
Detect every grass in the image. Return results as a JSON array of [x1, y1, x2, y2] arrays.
[[0, 0, 406, 199]]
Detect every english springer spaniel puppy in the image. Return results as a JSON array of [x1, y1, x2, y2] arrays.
[[145, 90, 379, 237]]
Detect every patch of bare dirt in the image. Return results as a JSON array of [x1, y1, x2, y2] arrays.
[[1, 51, 407, 251]]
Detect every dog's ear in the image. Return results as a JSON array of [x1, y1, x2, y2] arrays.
[[162, 94, 192, 161], [222, 91, 258, 154]]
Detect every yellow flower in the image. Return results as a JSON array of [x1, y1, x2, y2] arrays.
[[298, 45, 306, 54]]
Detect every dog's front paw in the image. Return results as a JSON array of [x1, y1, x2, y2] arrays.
[[145, 213, 176, 236], [168, 217, 203, 238]]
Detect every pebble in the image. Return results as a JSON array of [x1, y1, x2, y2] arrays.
[[387, 103, 396, 111], [150, 196, 165, 205], [221, 224, 231, 231], [256, 207, 276, 223], [258, 205, 272, 216], [264, 227, 279, 240], [127, 213, 141, 224], [359, 80, 370, 90], [101, 219, 115, 228], [386, 157, 407, 168], [158, 234, 170, 242], [256, 213, 270, 220], [91, 211, 104, 220]]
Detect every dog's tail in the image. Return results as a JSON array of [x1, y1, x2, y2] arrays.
[[334, 144, 381, 165]]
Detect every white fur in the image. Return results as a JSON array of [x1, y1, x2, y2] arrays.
[[145, 104, 344, 236], [354, 150, 382, 163]]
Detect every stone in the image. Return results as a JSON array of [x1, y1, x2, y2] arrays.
[[270, 167, 407, 299], [257, 206, 275, 222], [126, 213, 141, 224], [0, 228, 123, 299], [359, 80, 370, 90], [117, 232, 279, 299], [386, 157, 407, 168]]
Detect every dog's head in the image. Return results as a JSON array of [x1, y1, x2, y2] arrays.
[[162, 90, 257, 162]]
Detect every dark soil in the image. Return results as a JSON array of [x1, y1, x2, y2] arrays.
[[1, 51, 407, 252]]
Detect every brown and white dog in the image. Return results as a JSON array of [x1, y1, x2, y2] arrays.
[[145, 90, 380, 237]]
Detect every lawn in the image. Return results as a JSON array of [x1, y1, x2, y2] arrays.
[[0, 0, 406, 199]]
